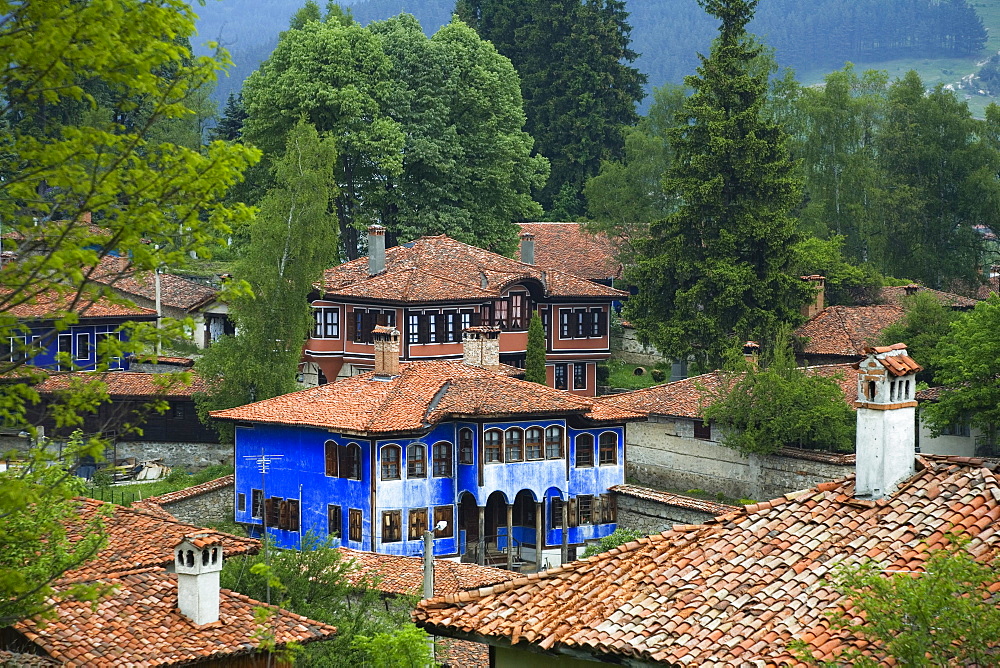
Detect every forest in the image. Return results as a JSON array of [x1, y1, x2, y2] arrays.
[[196, 0, 989, 104]]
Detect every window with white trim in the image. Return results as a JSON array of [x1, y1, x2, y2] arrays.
[[313, 307, 340, 338]]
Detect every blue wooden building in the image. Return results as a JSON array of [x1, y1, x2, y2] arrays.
[[5, 289, 156, 371], [213, 327, 644, 569]]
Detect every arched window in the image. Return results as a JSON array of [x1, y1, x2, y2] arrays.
[[459, 428, 474, 464], [381, 445, 401, 480], [599, 432, 617, 465], [525, 427, 543, 460], [407, 443, 426, 478], [484, 429, 502, 463], [505, 428, 523, 462], [340, 442, 361, 480], [575, 433, 594, 467], [433, 441, 452, 477], [545, 426, 563, 459]]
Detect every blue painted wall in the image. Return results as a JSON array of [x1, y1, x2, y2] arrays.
[[233, 417, 626, 557], [18, 323, 135, 370]]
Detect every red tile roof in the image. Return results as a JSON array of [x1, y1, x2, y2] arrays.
[[609, 484, 739, 516], [794, 305, 905, 357], [867, 345, 922, 377], [415, 456, 1000, 666], [599, 363, 859, 419], [94, 256, 218, 311], [338, 548, 516, 598], [320, 235, 625, 303], [0, 651, 60, 667], [436, 638, 489, 668], [517, 223, 622, 281], [14, 568, 336, 667], [138, 474, 234, 508], [211, 360, 644, 435], [63, 497, 258, 580], [33, 371, 207, 400], [879, 285, 979, 308], [2, 287, 157, 320]]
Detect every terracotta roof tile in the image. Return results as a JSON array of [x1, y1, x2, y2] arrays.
[[415, 458, 1000, 665], [794, 305, 905, 357], [2, 287, 157, 320], [63, 497, 258, 580], [0, 650, 60, 666], [436, 638, 489, 668], [14, 568, 336, 667], [33, 371, 207, 399], [139, 474, 234, 507], [599, 363, 858, 419], [212, 360, 643, 434], [93, 256, 218, 311], [338, 548, 516, 598], [321, 235, 625, 303], [609, 484, 740, 516], [517, 223, 621, 281], [879, 285, 979, 308]]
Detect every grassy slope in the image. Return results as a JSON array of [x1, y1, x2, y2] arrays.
[[796, 1, 1000, 118]]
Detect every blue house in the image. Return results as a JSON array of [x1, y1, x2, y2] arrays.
[[4, 288, 156, 371], [212, 327, 644, 570]]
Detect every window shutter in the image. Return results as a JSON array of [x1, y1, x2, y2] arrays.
[[418, 314, 430, 343], [289, 500, 300, 531], [363, 312, 378, 342], [471, 312, 482, 327], [326, 441, 339, 478], [263, 498, 273, 525], [596, 310, 607, 337], [376, 312, 388, 326], [278, 500, 289, 530], [347, 312, 358, 341], [433, 313, 446, 343], [568, 497, 578, 527]]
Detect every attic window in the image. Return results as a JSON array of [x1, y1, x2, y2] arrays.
[[867, 381, 876, 401]]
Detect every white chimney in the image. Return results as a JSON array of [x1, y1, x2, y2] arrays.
[[373, 325, 401, 377], [520, 231, 535, 265], [855, 343, 921, 499], [174, 534, 223, 625], [462, 326, 501, 371], [368, 225, 386, 276]]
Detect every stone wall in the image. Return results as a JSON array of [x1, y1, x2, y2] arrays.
[[160, 481, 234, 526], [612, 328, 666, 366], [115, 440, 232, 470], [625, 417, 854, 502], [614, 493, 719, 535]]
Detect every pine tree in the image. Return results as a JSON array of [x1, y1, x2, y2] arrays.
[[624, 0, 808, 368], [525, 312, 547, 384], [211, 93, 247, 142]]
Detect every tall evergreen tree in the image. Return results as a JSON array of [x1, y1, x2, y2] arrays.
[[624, 0, 808, 368], [525, 312, 547, 384], [211, 93, 247, 142], [196, 121, 339, 435], [457, 0, 646, 216]]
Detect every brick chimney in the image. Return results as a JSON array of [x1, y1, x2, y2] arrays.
[[519, 231, 535, 265], [462, 326, 501, 371], [800, 275, 825, 319], [903, 283, 920, 297], [368, 225, 386, 276], [373, 325, 400, 377], [174, 534, 223, 626], [855, 343, 921, 499]]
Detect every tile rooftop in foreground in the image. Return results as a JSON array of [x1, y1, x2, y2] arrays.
[[517, 222, 621, 281], [416, 456, 1000, 666], [338, 547, 516, 598]]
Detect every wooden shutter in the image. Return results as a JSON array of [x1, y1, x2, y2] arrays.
[[376, 312, 388, 326], [362, 312, 377, 343], [433, 313, 446, 343], [278, 500, 289, 530], [596, 309, 607, 337], [417, 314, 430, 343], [471, 312, 482, 327], [325, 442, 338, 477], [592, 495, 602, 526], [567, 497, 578, 527], [346, 311, 358, 341], [288, 500, 300, 532]]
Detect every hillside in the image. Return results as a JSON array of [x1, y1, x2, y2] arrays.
[[194, 0, 999, 112]]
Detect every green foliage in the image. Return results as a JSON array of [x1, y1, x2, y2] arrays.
[[604, 359, 673, 390], [878, 291, 959, 384], [922, 295, 1000, 445], [458, 0, 646, 215], [221, 533, 421, 666], [0, 434, 110, 627], [791, 536, 1000, 667], [0, 0, 257, 626], [525, 313, 547, 384], [85, 465, 234, 505], [581, 527, 644, 558], [791, 236, 883, 306], [703, 329, 855, 455], [197, 121, 338, 437], [352, 624, 437, 668], [624, 0, 809, 368], [368, 14, 547, 255], [596, 364, 610, 384], [211, 93, 247, 142]]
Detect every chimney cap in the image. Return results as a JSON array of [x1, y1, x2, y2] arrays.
[[175, 533, 223, 550], [463, 325, 501, 339], [520, 231, 535, 240], [368, 225, 385, 236], [799, 274, 826, 281]]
